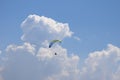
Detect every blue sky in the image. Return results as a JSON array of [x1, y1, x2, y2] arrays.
[[0, 1, 120, 80]]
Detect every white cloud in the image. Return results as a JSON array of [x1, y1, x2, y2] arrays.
[[6, 42, 36, 55], [1, 43, 120, 80], [1, 42, 80, 80], [80, 44, 120, 80], [21, 14, 73, 45], [0, 14, 120, 80]]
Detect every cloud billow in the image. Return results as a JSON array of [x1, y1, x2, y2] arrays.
[[80, 44, 120, 80], [21, 14, 73, 45], [0, 14, 120, 80]]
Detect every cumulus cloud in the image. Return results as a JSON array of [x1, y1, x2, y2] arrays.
[[1, 42, 80, 80], [80, 44, 120, 80], [0, 14, 120, 80], [21, 14, 73, 45], [1, 43, 120, 80]]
